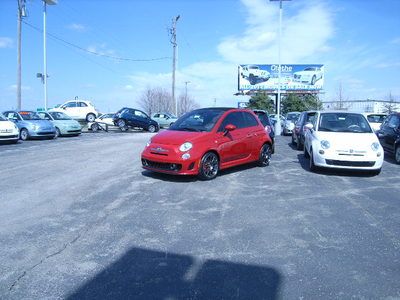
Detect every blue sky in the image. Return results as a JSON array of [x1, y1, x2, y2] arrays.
[[1, 0, 399, 113]]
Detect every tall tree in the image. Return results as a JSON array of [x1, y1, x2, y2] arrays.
[[247, 91, 274, 112], [281, 94, 323, 114]]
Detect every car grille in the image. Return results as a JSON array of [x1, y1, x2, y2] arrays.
[[325, 160, 375, 167], [37, 132, 55, 136], [142, 159, 182, 171], [0, 134, 18, 139], [67, 129, 81, 133]]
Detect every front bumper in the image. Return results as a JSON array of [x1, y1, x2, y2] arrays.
[[312, 148, 384, 170], [28, 129, 56, 138], [141, 146, 201, 175], [0, 133, 19, 141]]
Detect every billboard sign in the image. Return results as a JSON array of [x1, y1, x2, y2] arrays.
[[238, 64, 324, 92]]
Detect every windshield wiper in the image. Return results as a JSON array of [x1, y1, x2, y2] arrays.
[[179, 127, 201, 132]]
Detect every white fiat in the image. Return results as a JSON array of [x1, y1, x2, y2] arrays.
[[304, 111, 383, 175], [0, 112, 19, 143]]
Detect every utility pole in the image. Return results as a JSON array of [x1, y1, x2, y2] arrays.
[[170, 15, 180, 116], [184, 81, 190, 114], [17, 0, 26, 110], [42, 0, 57, 110]]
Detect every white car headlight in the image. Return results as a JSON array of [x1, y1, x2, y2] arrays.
[[320, 140, 330, 149], [179, 142, 193, 152], [371, 142, 380, 151], [146, 139, 152, 147]]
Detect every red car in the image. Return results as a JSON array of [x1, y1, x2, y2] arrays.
[[141, 107, 273, 180]]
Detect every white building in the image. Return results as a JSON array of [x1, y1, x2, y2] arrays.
[[323, 99, 400, 113]]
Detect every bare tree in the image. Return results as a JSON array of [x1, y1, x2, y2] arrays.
[[383, 91, 398, 114], [177, 93, 199, 116], [139, 87, 173, 116], [334, 82, 348, 110]]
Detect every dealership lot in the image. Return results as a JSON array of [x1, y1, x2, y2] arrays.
[[1, 132, 399, 299]]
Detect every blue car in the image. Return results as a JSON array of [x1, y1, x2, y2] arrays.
[[3, 110, 56, 140]]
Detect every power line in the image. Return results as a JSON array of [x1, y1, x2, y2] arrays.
[[22, 20, 171, 62]]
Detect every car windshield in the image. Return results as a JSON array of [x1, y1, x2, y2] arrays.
[[19, 111, 42, 120], [49, 112, 72, 120], [367, 114, 386, 123], [318, 113, 372, 133], [169, 108, 226, 132], [286, 113, 300, 121], [0, 113, 7, 121], [304, 67, 316, 71]]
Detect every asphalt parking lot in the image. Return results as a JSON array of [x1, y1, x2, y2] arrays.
[[1, 131, 399, 299]]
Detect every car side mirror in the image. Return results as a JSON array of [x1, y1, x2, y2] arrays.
[[223, 124, 236, 136]]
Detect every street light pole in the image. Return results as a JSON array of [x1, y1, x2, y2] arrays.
[[42, 0, 57, 110], [270, 0, 290, 136], [184, 81, 190, 114]]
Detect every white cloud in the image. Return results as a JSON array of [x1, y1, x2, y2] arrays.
[[67, 23, 86, 32], [218, 0, 334, 63], [121, 0, 335, 108], [0, 37, 13, 48], [87, 44, 115, 56]]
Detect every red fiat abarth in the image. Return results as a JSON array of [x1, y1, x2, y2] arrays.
[[141, 107, 273, 180]]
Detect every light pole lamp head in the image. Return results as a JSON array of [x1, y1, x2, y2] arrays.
[[44, 0, 57, 5]]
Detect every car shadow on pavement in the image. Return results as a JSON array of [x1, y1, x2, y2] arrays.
[[383, 154, 399, 165], [67, 247, 281, 300], [141, 163, 260, 182], [296, 154, 378, 177]]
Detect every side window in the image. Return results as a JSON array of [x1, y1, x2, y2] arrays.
[[242, 112, 259, 128], [388, 115, 400, 128], [134, 110, 148, 119], [153, 114, 160, 118], [218, 112, 244, 131], [79, 102, 88, 107], [64, 102, 77, 108]]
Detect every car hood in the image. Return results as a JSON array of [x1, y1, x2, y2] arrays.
[[52, 120, 81, 127], [150, 129, 209, 146], [315, 131, 379, 149], [294, 71, 313, 76], [23, 119, 54, 126], [0, 120, 17, 128]]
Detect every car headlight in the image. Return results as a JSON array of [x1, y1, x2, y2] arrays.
[[320, 140, 330, 149], [146, 139, 152, 147], [179, 142, 193, 152], [32, 124, 39, 130], [371, 142, 380, 151]]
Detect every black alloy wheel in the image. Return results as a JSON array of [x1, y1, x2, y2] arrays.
[[198, 152, 219, 180], [258, 144, 272, 167]]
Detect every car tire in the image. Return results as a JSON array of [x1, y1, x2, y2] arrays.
[[86, 113, 96, 122], [249, 74, 256, 85], [91, 123, 99, 132], [296, 138, 303, 151], [309, 148, 318, 172], [169, 122, 174, 127], [117, 119, 127, 131], [147, 124, 156, 133], [303, 144, 310, 158], [370, 168, 381, 176], [291, 134, 296, 145], [198, 152, 219, 180], [395, 146, 400, 164], [258, 143, 272, 167], [20, 128, 29, 141], [55, 127, 61, 138], [311, 75, 316, 85]]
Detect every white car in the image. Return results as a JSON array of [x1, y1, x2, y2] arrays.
[[293, 67, 323, 85], [50, 100, 99, 122], [304, 111, 383, 175], [151, 112, 178, 128], [241, 65, 271, 85], [283, 111, 301, 135], [363, 113, 387, 132], [0, 112, 19, 143], [88, 113, 115, 131]]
